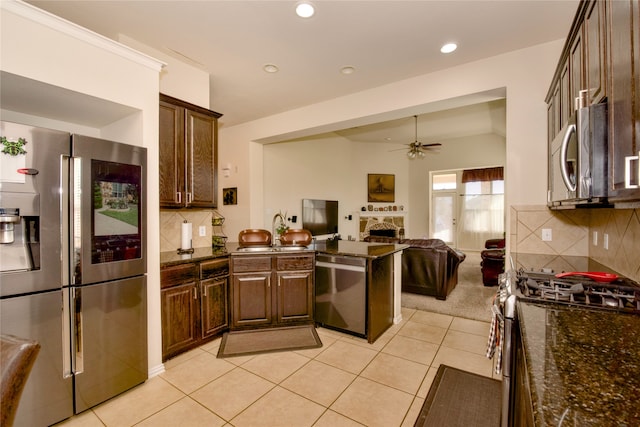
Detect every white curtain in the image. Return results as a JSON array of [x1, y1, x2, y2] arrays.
[[457, 193, 504, 250]]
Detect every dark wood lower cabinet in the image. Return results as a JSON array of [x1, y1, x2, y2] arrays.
[[230, 253, 314, 330], [161, 258, 229, 361], [162, 280, 199, 357]]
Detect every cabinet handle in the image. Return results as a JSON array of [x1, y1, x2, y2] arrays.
[[624, 153, 639, 189], [186, 192, 193, 204], [193, 287, 197, 299], [203, 285, 207, 297], [176, 192, 182, 204]]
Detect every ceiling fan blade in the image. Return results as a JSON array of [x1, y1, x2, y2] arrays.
[[421, 142, 442, 147]]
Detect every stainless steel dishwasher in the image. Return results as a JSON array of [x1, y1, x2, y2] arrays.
[[315, 254, 367, 337]]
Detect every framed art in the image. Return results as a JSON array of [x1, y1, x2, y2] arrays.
[[223, 187, 237, 205], [367, 174, 395, 202]]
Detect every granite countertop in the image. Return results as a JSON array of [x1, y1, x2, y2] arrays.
[[160, 240, 408, 266], [312, 240, 408, 258], [160, 246, 229, 266], [517, 300, 640, 426]]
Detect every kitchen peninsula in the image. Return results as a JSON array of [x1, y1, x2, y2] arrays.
[[313, 240, 408, 343], [160, 240, 407, 360]]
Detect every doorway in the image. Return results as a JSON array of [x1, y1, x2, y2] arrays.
[[431, 168, 504, 251]]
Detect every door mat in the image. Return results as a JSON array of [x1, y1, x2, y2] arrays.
[[414, 364, 501, 427], [217, 325, 322, 358]]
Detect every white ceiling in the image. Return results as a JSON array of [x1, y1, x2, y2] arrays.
[[24, 0, 578, 145]]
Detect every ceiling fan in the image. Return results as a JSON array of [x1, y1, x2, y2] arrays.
[[391, 115, 442, 159]]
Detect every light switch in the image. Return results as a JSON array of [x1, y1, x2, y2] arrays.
[[604, 233, 609, 250], [199, 226, 206, 237], [593, 231, 598, 246], [541, 228, 552, 241]]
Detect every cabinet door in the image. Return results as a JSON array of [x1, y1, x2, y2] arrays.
[[201, 276, 229, 338], [560, 59, 572, 129], [570, 27, 584, 109], [608, 0, 640, 201], [585, 0, 607, 104], [186, 110, 217, 208], [159, 101, 185, 208], [161, 282, 199, 359], [231, 272, 272, 328], [276, 270, 314, 324]]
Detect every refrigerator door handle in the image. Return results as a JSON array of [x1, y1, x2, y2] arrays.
[[62, 287, 73, 378], [70, 157, 82, 285], [73, 287, 84, 374], [61, 155, 71, 287]]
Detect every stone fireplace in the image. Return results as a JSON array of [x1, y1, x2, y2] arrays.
[[359, 214, 405, 240]]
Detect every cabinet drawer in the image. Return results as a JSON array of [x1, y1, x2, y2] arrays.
[[232, 256, 272, 272], [276, 255, 314, 271], [161, 263, 197, 288], [200, 258, 229, 279]]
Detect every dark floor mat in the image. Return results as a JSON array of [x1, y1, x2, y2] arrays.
[[415, 364, 502, 427], [217, 325, 322, 358]]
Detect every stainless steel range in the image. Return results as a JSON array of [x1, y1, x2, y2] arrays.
[[516, 268, 640, 313], [491, 266, 640, 426]]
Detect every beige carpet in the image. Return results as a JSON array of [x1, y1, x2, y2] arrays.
[[217, 325, 322, 358], [401, 251, 496, 322]]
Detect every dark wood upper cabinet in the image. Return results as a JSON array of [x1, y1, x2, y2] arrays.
[[547, 0, 640, 204], [585, 0, 607, 104], [607, 0, 640, 202], [159, 94, 222, 208]]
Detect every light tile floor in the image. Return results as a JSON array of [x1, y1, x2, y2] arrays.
[[55, 308, 498, 427]]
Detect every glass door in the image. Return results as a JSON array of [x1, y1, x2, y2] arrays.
[[431, 173, 457, 247], [432, 193, 457, 246]]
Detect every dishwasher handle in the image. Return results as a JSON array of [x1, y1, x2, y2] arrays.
[[316, 255, 366, 268], [316, 260, 366, 272]]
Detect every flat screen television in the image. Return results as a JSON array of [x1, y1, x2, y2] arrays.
[[302, 199, 338, 236]]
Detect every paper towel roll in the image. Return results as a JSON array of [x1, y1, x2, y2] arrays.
[[181, 222, 192, 250]]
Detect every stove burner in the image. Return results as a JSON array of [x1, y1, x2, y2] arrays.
[[516, 268, 640, 314]]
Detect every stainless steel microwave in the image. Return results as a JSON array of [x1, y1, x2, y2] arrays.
[[548, 102, 608, 207]]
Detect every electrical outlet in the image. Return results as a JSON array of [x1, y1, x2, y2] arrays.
[[199, 226, 206, 237], [541, 228, 552, 241], [603, 233, 609, 250], [593, 231, 598, 246]]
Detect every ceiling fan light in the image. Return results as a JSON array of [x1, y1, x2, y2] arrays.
[[418, 150, 425, 159], [407, 150, 416, 159]]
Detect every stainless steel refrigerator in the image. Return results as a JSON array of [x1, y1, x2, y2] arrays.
[[0, 121, 147, 426]]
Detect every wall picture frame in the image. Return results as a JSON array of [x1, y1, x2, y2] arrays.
[[223, 187, 237, 205], [367, 174, 395, 203]]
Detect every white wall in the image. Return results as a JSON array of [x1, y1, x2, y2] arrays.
[[263, 135, 410, 239], [219, 39, 564, 248], [119, 35, 211, 109]]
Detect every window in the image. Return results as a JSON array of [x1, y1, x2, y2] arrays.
[[432, 173, 457, 190]]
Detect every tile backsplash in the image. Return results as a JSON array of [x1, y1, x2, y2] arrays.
[[511, 205, 640, 282], [160, 210, 220, 252]]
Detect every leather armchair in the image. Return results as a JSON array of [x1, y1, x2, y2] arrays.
[[481, 238, 505, 286], [364, 236, 466, 300]]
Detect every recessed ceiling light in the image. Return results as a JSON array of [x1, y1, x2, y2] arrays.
[[295, 1, 315, 18], [440, 43, 457, 54], [263, 64, 279, 73], [340, 66, 355, 75]]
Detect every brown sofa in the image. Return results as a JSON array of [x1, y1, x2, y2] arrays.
[[364, 236, 466, 300]]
